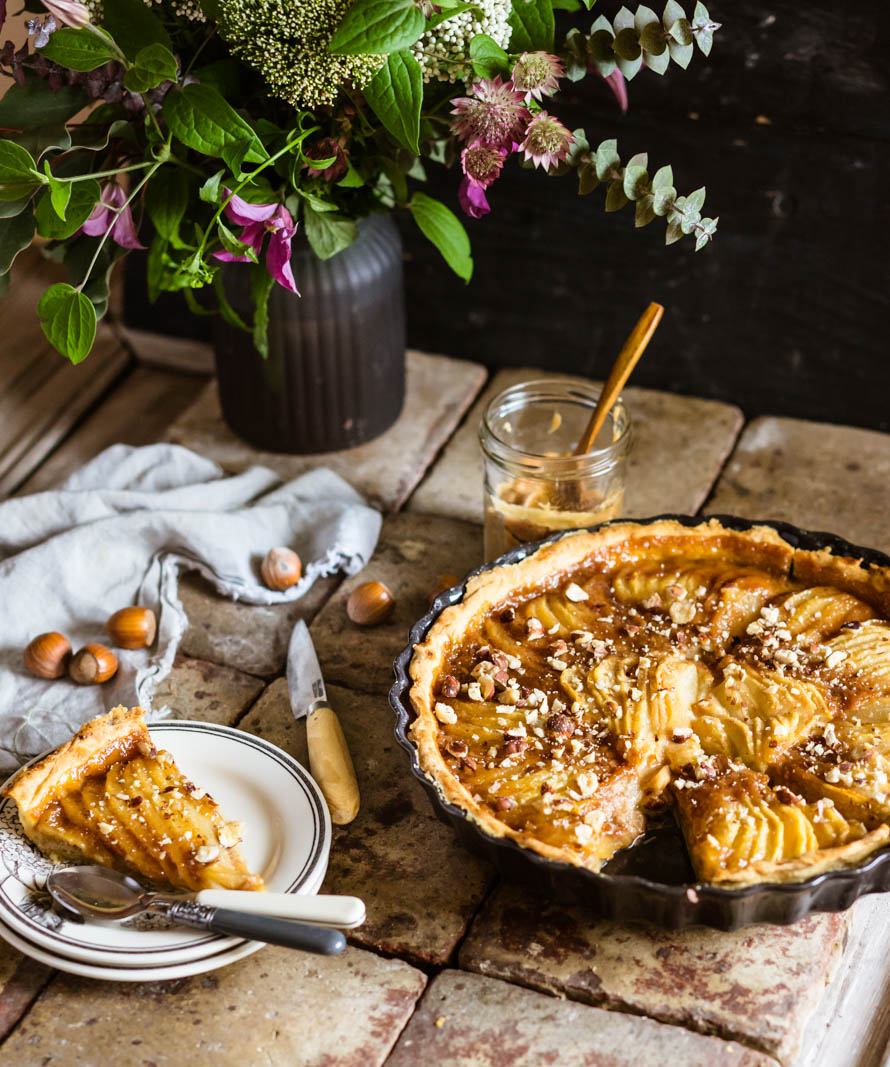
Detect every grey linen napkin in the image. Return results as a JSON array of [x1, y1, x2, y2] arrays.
[[0, 443, 381, 773]]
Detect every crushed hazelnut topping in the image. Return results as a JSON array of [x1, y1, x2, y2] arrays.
[[194, 845, 220, 864], [565, 582, 589, 602], [435, 702, 458, 725]]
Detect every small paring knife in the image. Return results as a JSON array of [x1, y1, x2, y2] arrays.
[[288, 620, 360, 825]]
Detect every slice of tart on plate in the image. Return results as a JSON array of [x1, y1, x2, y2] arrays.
[[1, 706, 263, 892]]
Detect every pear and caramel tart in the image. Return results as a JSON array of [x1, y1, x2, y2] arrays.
[[2, 706, 263, 893], [409, 519, 890, 887]]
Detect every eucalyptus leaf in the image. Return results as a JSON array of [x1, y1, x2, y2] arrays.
[[408, 192, 472, 282], [662, 0, 685, 29], [668, 38, 694, 67], [0, 207, 35, 275], [508, 0, 554, 52], [652, 186, 676, 215], [363, 50, 422, 154], [668, 16, 693, 44], [303, 203, 358, 259], [639, 21, 666, 55], [34, 179, 101, 239], [38, 282, 97, 364], [164, 84, 268, 164], [664, 218, 684, 245], [613, 27, 641, 60], [40, 27, 117, 70], [685, 185, 706, 212], [635, 195, 656, 227], [623, 164, 649, 199], [578, 162, 599, 195], [605, 180, 629, 212], [594, 139, 620, 182], [615, 53, 643, 79], [644, 47, 671, 73], [651, 164, 673, 190], [124, 43, 179, 94], [328, 0, 425, 55]]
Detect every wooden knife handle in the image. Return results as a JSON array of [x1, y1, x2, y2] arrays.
[[306, 703, 360, 825]]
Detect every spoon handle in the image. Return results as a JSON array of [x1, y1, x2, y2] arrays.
[[167, 900, 346, 955], [195, 890, 366, 928]]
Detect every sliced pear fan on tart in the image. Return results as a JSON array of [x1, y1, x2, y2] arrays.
[[408, 519, 890, 887]]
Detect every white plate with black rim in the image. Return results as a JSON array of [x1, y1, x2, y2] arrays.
[[0, 720, 330, 970]]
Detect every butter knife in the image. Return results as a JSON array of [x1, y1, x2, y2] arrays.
[[287, 620, 360, 825]]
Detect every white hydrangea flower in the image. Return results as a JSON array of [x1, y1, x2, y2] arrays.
[[411, 0, 512, 84]]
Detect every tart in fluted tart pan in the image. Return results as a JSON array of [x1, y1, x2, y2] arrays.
[[2, 706, 264, 893], [408, 519, 890, 888]]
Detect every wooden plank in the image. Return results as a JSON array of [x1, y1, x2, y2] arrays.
[[16, 363, 207, 494], [116, 325, 215, 375]]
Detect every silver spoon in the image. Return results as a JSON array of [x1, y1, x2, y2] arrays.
[[46, 866, 347, 956]]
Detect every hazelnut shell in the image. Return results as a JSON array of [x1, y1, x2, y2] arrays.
[[261, 547, 302, 591], [347, 581, 395, 627], [24, 632, 72, 680], [69, 644, 118, 685], [106, 606, 157, 650]]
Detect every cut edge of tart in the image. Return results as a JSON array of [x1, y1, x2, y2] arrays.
[[1, 706, 264, 893], [408, 518, 890, 889]]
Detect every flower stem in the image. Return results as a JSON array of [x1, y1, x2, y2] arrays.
[[66, 162, 153, 182]]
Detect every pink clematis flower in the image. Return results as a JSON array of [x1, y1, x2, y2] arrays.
[[601, 69, 628, 113], [213, 190, 298, 294], [80, 182, 144, 249], [42, 0, 90, 28]]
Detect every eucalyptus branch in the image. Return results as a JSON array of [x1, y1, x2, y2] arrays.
[[565, 135, 718, 250], [569, 1, 720, 82]]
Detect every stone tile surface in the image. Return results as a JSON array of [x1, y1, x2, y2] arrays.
[[407, 367, 743, 524], [165, 351, 487, 512], [459, 883, 847, 1065], [0, 942, 51, 1042], [311, 511, 483, 694], [2, 946, 424, 1067], [240, 680, 493, 964], [706, 416, 890, 554], [387, 970, 774, 1067], [179, 571, 338, 677], [152, 654, 264, 725]]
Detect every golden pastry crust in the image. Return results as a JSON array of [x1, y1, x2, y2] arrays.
[[2, 707, 263, 893], [408, 518, 890, 886]]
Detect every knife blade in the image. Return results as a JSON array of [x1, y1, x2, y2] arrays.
[[288, 620, 360, 825]]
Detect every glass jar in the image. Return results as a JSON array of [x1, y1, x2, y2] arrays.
[[480, 378, 633, 560]]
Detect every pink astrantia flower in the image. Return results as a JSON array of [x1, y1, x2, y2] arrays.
[[510, 52, 564, 102], [80, 182, 144, 249], [213, 190, 298, 294], [450, 76, 531, 149], [519, 112, 574, 171], [461, 142, 507, 189], [602, 69, 628, 113]]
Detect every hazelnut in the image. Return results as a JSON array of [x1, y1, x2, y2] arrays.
[[106, 606, 157, 650], [69, 644, 118, 685], [445, 738, 468, 759], [261, 547, 302, 591], [440, 675, 460, 698], [347, 580, 395, 626], [23, 632, 72, 679], [546, 713, 575, 740]]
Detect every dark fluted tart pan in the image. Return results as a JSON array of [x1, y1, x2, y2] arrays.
[[390, 514, 890, 930]]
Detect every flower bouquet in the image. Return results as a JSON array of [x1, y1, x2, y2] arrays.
[[0, 0, 720, 364]]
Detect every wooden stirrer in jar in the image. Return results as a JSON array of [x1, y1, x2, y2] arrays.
[[574, 302, 664, 455]]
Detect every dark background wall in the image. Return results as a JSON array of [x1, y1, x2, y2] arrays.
[[397, 2, 890, 430]]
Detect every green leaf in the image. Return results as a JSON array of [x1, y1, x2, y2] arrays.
[[303, 204, 358, 260], [46, 166, 72, 220], [0, 195, 34, 220], [146, 234, 167, 302], [199, 169, 225, 205], [509, 0, 555, 52], [0, 77, 88, 131], [40, 27, 117, 70], [34, 179, 101, 239], [469, 33, 510, 79], [193, 58, 244, 98], [685, 185, 706, 212], [124, 43, 179, 93], [594, 139, 621, 182], [69, 119, 136, 154], [38, 282, 97, 364], [328, 0, 425, 55], [363, 50, 422, 154], [337, 161, 365, 188], [0, 207, 35, 275], [9, 122, 72, 161], [250, 265, 275, 358], [102, 0, 171, 58], [297, 189, 338, 213], [408, 192, 472, 282], [164, 84, 268, 164], [0, 141, 42, 201], [217, 219, 258, 261], [214, 273, 251, 330], [145, 167, 189, 244], [605, 180, 629, 212], [652, 185, 676, 215], [651, 164, 673, 190], [635, 195, 656, 227]]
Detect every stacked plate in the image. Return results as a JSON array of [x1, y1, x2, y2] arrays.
[[0, 721, 331, 980]]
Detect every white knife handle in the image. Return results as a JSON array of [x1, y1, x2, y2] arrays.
[[194, 891, 366, 928]]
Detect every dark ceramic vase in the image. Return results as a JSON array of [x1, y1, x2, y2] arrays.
[[213, 213, 406, 454]]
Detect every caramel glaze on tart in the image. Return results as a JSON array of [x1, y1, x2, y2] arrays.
[[2, 706, 263, 893], [409, 520, 890, 887]]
